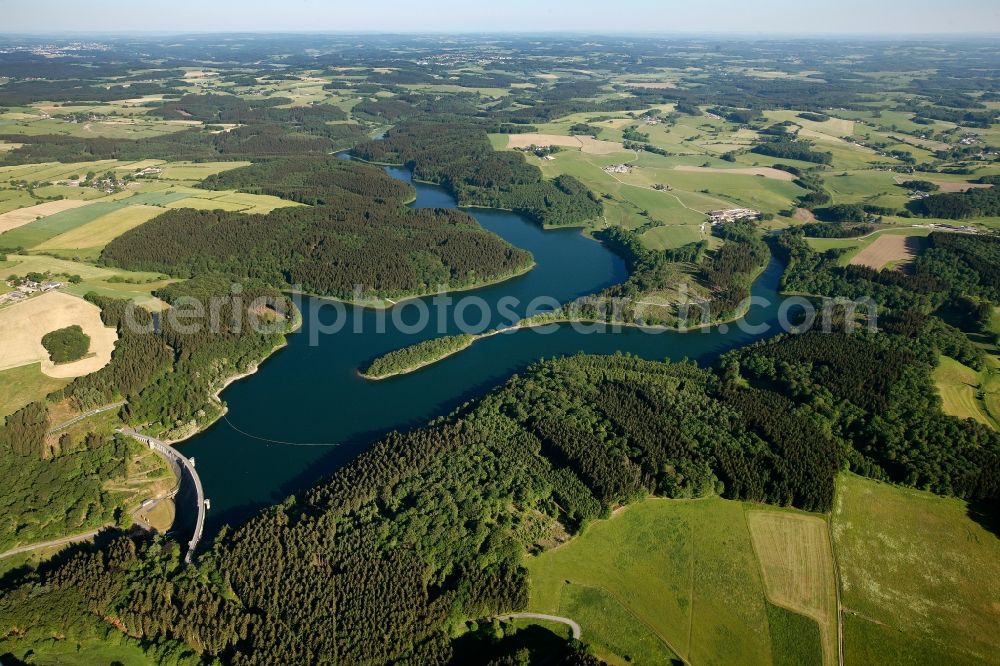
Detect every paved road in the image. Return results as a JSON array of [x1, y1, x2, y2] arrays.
[[118, 428, 206, 564], [0, 528, 103, 560], [48, 401, 125, 434], [495, 613, 582, 640]]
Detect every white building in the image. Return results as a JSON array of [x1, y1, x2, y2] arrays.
[[707, 208, 761, 224]]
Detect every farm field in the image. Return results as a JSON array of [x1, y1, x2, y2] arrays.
[[0, 199, 92, 234], [35, 205, 165, 254], [155, 161, 252, 181], [833, 474, 1000, 665], [0, 291, 117, 378], [526, 498, 824, 666], [805, 226, 934, 265], [672, 165, 795, 180], [933, 355, 998, 429], [847, 232, 923, 269], [531, 147, 736, 248], [746, 510, 838, 666], [0, 190, 193, 249], [504, 133, 625, 154]]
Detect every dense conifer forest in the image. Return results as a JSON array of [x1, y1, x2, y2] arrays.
[[46, 279, 295, 439], [4, 317, 998, 663], [352, 121, 603, 227], [101, 158, 533, 300]]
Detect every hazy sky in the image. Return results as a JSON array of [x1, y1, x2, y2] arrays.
[[2, 0, 999, 35]]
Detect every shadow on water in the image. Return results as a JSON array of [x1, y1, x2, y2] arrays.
[[180, 163, 787, 547]]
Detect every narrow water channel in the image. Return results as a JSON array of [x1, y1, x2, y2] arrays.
[[176, 165, 785, 541]]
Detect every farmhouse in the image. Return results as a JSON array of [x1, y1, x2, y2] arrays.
[[41, 280, 64, 292], [707, 208, 761, 224], [605, 163, 632, 174]]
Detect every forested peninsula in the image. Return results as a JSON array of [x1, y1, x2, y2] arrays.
[[101, 158, 535, 302]]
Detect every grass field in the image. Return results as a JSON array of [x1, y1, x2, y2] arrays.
[[527, 498, 794, 665], [0, 199, 93, 234], [833, 473, 1000, 665], [0, 201, 124, 248], [746, 510, 838, 665], [0, 362, 70, 418], [766, 601, 824, 666], [156, 161, 251, 181], [35, 205, 164, 253], [0, 190, 196, 249], [933, 356, 998, 429]]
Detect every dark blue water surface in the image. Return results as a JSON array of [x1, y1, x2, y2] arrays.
[[178, 166, 785, 538]]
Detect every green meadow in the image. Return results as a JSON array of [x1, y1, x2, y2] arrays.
[[833, 474, 1000, 666], [525, 498, 811, 666]]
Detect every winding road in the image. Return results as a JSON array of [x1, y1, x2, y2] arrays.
[[118, 428, 206, 564], [494, 613, 582, 640], [0, 528, 103, 560], [47, 401, 126, 434]]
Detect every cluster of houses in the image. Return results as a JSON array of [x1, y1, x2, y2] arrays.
[[0, 278, 64, 306], [642, 115, 661, 125], [135, 166, 163, 177], [605, 163, 633, 174], [707, 208, 761, 224], [959, 133, 981, 146], [917, 222, 980, 234]]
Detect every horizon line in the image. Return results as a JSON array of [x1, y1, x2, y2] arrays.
[[1, 29, 999, 39]]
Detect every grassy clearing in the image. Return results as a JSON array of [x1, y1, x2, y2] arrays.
[[165, 196, 249, 212], [833, 473, 1000, 665], [0, 362, 69, 418], [746, 510, 838, 665], [527, 497, 776, 665], [0, 636, 156, 666], [559, 585, 678, 666], [933, 356, 997, 428], [136, 498, 176, 533]]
